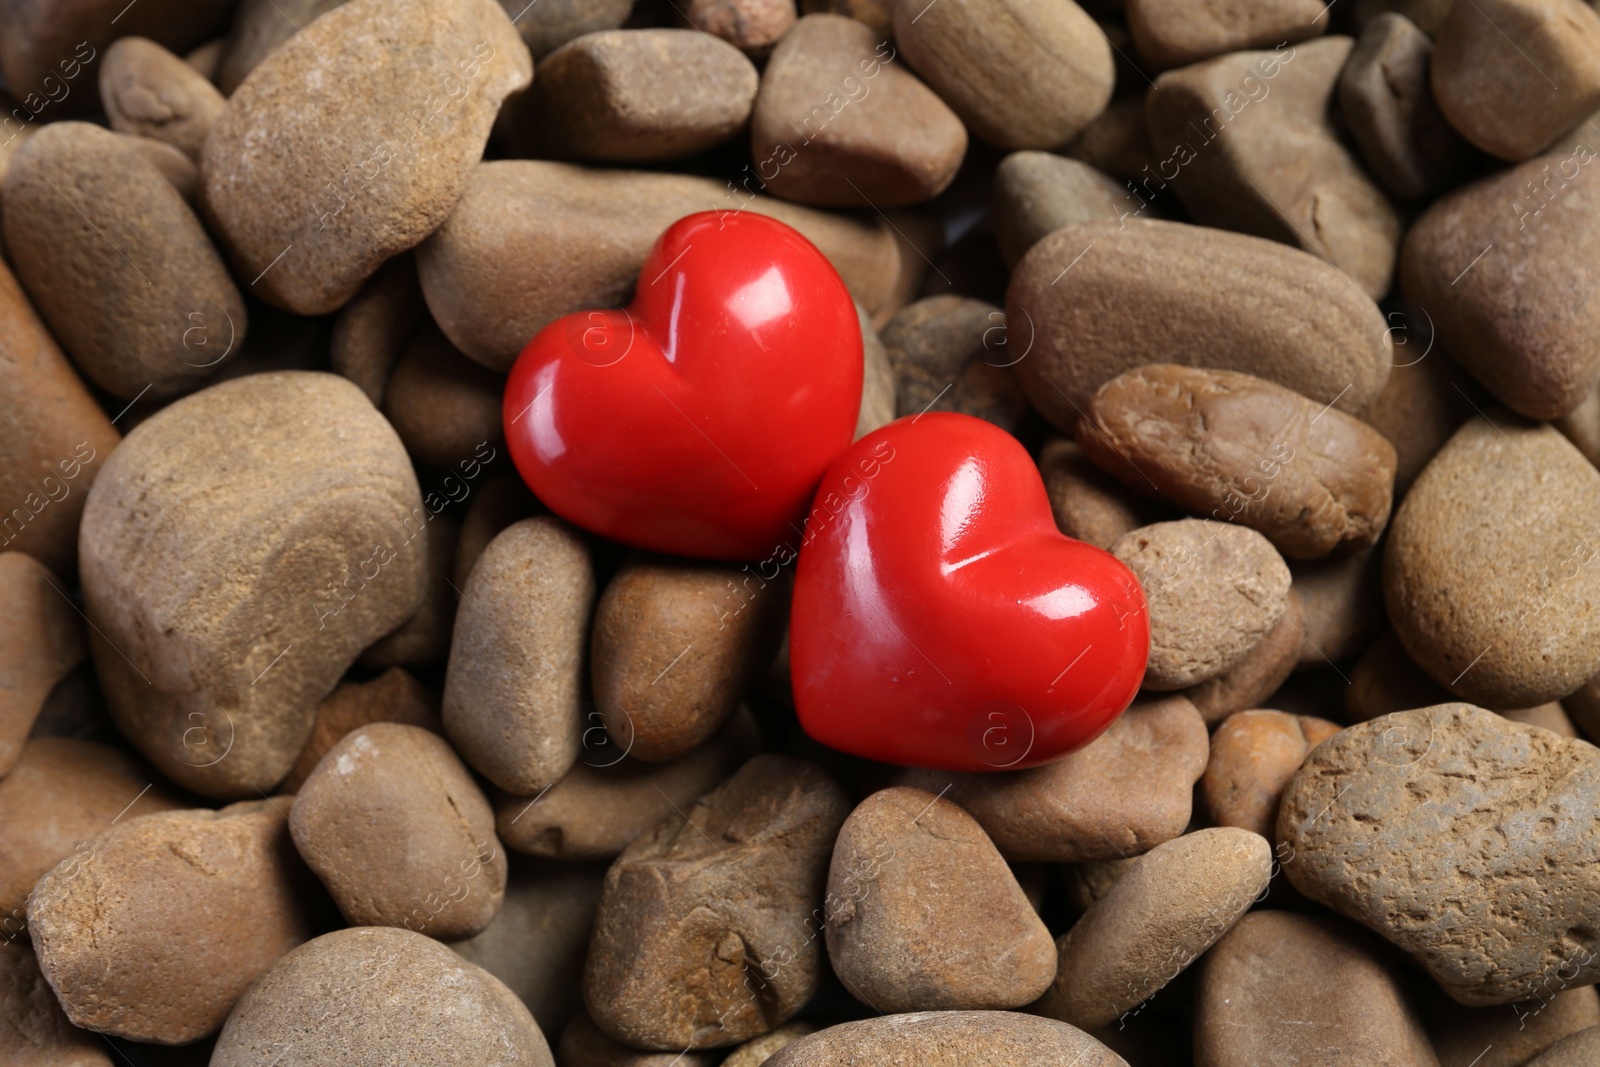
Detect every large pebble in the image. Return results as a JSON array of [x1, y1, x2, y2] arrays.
[[1110, 520, 1291, 690], [764, 1012, 1128, 1066], [0, 941, 111, 1065], [892, 0, 1112, 150], [1038, 437, 1172, 550], [29, 800, 324, 1043], [4, 121, 246, 400], [200, 0, 533, 315], [443, 518, 592, 794], [1431, 0, 1600, 162], [992, 152, 1141, 268], [1128, 0, 1325, 70], [750, 14, 965, 206], [1037, 827, 1272, 1031], [1280, 704, 1600, 1004], [1384, 414, 1600, 707], [281, 667, 440, 791], [900, 694, 1208, 861], [583, 755, 849, 1049], [210, 926, 555, 1066], [1202, 709, 1341, 838], [1399, 134, 1600, 419], [0, 553, 84, 774], [1081, 365, 1397, 559], [1007, 219, 1392, 429], [1146, 39, 1402, 299], [79, 372, 427, 798], [825, 787, 1056, 1011], [1196, 911, 1440, 1065], [593, 558, 786, 763], [100, 37, 225, 160], [417, 160, 906, 371]]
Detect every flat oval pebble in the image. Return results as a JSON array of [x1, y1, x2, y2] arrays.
[[210, 926, 555, 1066], [1080, 364, 1397, 559], [1110, 519, 1292, 690], [1007, 218, 1392, 429], [824, 787, 1057, 1012], [200, 0, 533, 314], [100, 36, 225, 160], [1202, 709, 1341, 838], [1384, 414, 1600, 707], [764, 1011, 1128, 1066], [1128, 0, 1326, 70], [0, 552, 85, 774], [1280, 704, 1600, 1005]]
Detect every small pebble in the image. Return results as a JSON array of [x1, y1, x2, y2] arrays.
[[0, 552, 85, 774], [881, 296, 1029, 434], [280, 667, 441, 792], [100, 36, 225, 159], [1202, 709, 1341, 838]]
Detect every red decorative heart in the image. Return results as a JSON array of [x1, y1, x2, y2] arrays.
[[791, 413, 1150, 770], [502, 211, 863, 561]]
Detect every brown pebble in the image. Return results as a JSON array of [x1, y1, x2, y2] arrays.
[[1554, 380, 1600, 469], [684, 0, 796, 54], [1038, 437, 1171, 551], [280, 667, 441, 793], [1501, 702, 1579, 738], [100, 36, 225, 160], [359, 513, 460, 670], [559, 1014, 718, 1066], [1525, 1026, 1600, 1066], [1127, 0, 1326, 70], [992, 152, 1143, 268], [1290, 546, 1383, 668], [127, 133, 199, 200], [1202, 709, 1341, 838], [0, 553, 85, 775], [1347, 629, 1453, 722], [383, 325, 506, 470], [800, 0, 892, 35], [722, 1022, 818, 1067], [213, 0, 347, 95], [454, 475, 541, 589], [882, 296, 1029, 434], [502, 0, 634, 59], [1063, 94, 1161, 181], [329, 254, 427, 407], [1184, 592, 1305, 724], [1426, 984, 1600, 1067], [1, 942, 111, 1063]]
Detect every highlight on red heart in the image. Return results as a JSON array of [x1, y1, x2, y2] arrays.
[[501, 211, 863, 562], [790, 412, 1151, 772]]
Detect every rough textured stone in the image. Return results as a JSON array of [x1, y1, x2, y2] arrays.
[[1196, 911, 1440, 1065], [213, 0, 348, 95], [383, 325, 505, 470], [764, 1012, 1128, 1066], [4, 121, 247, 400], [329, 254, 427, 407], [1110, 520, 1292, 690], [1146, 38, 1402, 299], [1128, 0, 1326, 70], [0, 941, 111, 1065], [1081, 365, 1397, 559], [200, 0, 533, 315], [443, 518, 592, 795], [1183, 592, 1306, 723], [1038, 437, 1171, 551], [100, 37, 225, 160], [899, 695, 1208, 861], [417, 160, 907, 371], [892, 0, 1113, 150], [1426, 985, 1600, 1067], [210, 926, 555, 1066], [824, 787, 1056, 1012], [1280, 704, 1600, 1005], [992, 152, 1142, 268], [0, 553, 84, 776], [1384, 414, 1600, 708], [29, 800, 324, 1043], [583, 755, 849, 1050], [1203, 710, 1341, 838], [684, 0, 795, 54], [749, 14, 965, 206], [1008, 219, 1392, 429], [1038, 828, 1272, 1031], [281, 667, 440, 792]]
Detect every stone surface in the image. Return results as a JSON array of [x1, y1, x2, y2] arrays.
[[1526, 1027, 1600, 1066], [214, 0, 348, 95], [1280, 704, 1600, 1005], [1502, 702, 1580, 738], [1110, 520, 1292, 690], [722, 1022, 817, 1067], [824, 787, 1056, 1012], [749, 14, 966, 206], [1063, 94, 1161, 181], [383, 324, 506, 470], [1128, 0, 1326, 70], [80, 372, 427, 798], [443, 518, 592, 795], [358, 512, 459, 670], [1426, 985, 1600, 1067], [329, 253, 427, 407], [0, 553, 84, 775], [1196, 911, 1440, 1065], [1038, 437, 1171, 551], [1008, 219, 1392, 430], [1183, 592, 1305, 723], [1203, 709, 1341, 838], [200, 0, 533, 315], [417, 160, 907, 371], [280, 667, 440, 792], [1290, 545, 1383, 668], [1037, 828, 1272, 1031], [763, 1012, 1128, 1066], [1081, 364, 1397, 559], [100, 36, 224, 160], [210, 926, 555, 1066], [129, 134, 199, 200], [899, 695, 1208, 861], [992, 152, 1142, 268], [684, 0, 795, 54], [1384, 414, 1600, 707], [28, 800, 324, 1043], [801, 0, 892, 34], [892, 0, 1113, 150], [3, 121, 246, 400], [501, 0, 634, 59], [881, 296, 1027, 432], [583, 755, 849, 1049], [0, 942, 112, 1065], [1347, 629, 1453, 723], [559, 1013, 719, 1066], [1362, 351, 1480, 498], [454, 475, 541, 589], [1146, 38, 1402, 299]]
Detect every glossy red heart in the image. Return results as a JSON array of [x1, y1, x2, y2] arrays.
[[790, 413, 1150, 771], [502, 211, 863, 561]]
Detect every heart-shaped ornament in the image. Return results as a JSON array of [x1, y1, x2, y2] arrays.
[[791, 413, 1150, 771], [502, 211, 863, 561]]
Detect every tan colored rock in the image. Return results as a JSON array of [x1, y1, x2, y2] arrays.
[[1146, 38, 1402, 299], [1555, 379, 1600, 469], [281, 667, 440, 792], [211, 926, 555, 1066], [500, 0, 633, 59], [992, 152, 1141, 268], [79, 372, 428, 798], [684, 0, 796, 54], [200, 0, 533, 315], [454, 475, 541, 589], [881, 296, 1029, 434], [584, 755, 849, 1050], [1426, 985, 1600, 1067], [1291, 545, 1383, 668], [1280, 704, 1600, 1005], [825, 787, 1056, 1012], [558, 1013, 719, 1066], [750, 14, 965, 206], [764, 1012, 1128, 1066], [1110, 520, 1292, 690], [1183, 592, 1305, 723], [899, 695, 1208, 861], [0, 939, 112, 1065], [100, 37, 224, 159], [330, 254, 427, 407], [722, 1022, 818, 1067], [4, 121, 246, 399], [185, 37, 225, 80], [1384, 414, 1600, 707], [359, 513, 459, 670], [1063, 94, 1161, 181], [0, 553, 84, 775], [443, 518, 593, 795], [1038, 828, 1272, 1031], [892, 0, 1113, 149], [417, 160, 905, 371], [1203, 709, 1341, 838], [1038, 437, 1171, 550], [1008, 219, 1392, 430], [1128, 0, 1325, 70], [128, 133, 199, 200], [801, 0, 892, 34], [1526, 1026, 1600, 1066], [29, 799, 324, 1043], [383, 325, 506, 470]]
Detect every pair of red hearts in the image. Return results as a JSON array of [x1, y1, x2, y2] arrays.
[[504, 212, 1148, 770]]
